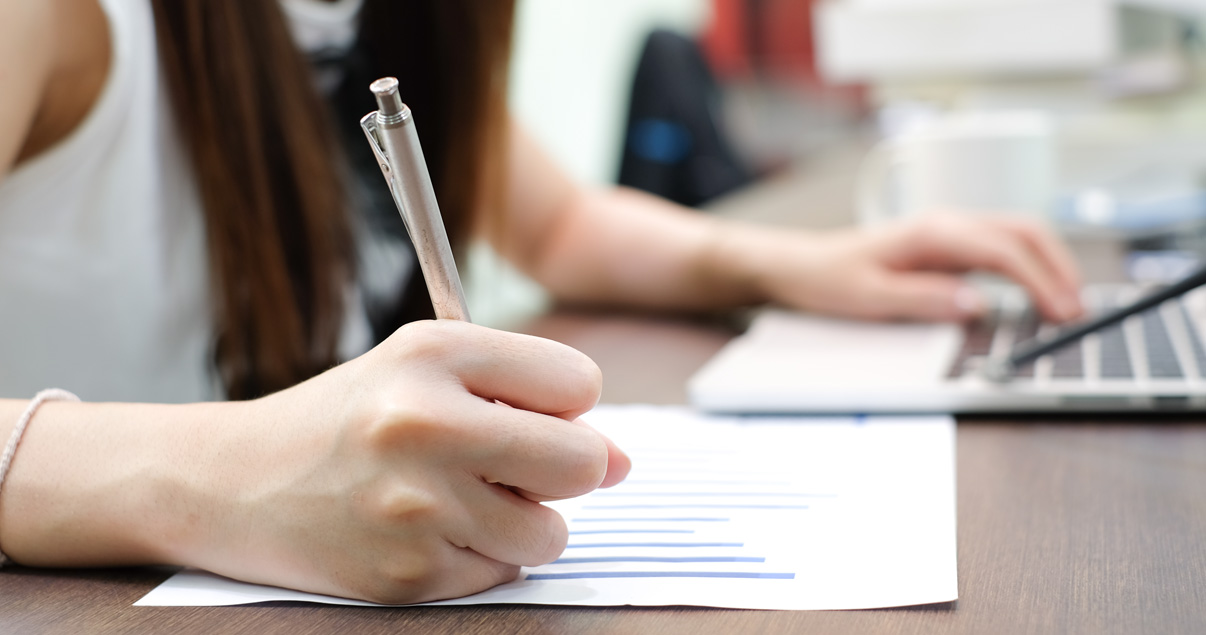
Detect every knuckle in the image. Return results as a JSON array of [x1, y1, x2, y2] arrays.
[[383, 553, 436, 588], [359, 546, 519, 605], [366, 553, 440, 604], [365, 486, 442, 527], [361, 401, 445, 453], [391, 320, 457, 363]]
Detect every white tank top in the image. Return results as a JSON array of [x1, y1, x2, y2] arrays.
[[0, 0, 369, 403]]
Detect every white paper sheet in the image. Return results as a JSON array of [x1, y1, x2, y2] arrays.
[[136, 405, 957, 610]]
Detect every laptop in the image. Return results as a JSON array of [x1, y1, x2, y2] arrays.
[[688, 284, 1206, 413]]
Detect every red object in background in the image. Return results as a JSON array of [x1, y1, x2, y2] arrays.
[[702, 0, 753, 79], [761, 0, 820, 83], [702, 0, 864, 103]]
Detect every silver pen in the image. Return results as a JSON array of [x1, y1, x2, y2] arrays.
[[360, 77, 471, 322]]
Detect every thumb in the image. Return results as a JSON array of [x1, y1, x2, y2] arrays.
[[868, 272, 986, 322]]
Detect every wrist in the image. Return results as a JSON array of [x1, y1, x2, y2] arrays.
[[704, 221, 823, 307], [140, 398, 272, 571], [0, 398, 254, 568]]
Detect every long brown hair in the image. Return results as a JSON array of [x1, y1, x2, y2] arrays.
[[150, 0, 514, 399]]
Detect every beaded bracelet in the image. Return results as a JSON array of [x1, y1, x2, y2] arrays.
[[0, 388, 80, 567]]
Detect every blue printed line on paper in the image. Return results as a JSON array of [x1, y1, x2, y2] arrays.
[[553, 556, 765, 564], [593, 492, 833, 498], [622, 480, 789, 486], [526, 572, 795, 581], [572, 517, 730, 523], [565, 542, 743, 549], [584, 504, 809, 510], [631, 457, 713, 463], [627, 448, 734, 455], [568, 529, 694, 535]]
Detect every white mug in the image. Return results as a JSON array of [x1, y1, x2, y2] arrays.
[[856, 110, 1057, 225]]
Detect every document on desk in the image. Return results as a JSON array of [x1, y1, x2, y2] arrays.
[[136, 405, 957, 610]]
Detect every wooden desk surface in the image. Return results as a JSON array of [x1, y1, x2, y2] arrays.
[[3, 141, 1204, 634], [3, 309, 1204, 634]]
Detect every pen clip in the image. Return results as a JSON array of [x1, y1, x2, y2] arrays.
[[359, 112, 413, 237]]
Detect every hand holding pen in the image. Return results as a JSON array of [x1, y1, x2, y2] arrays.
[[305, 78, 629, 600]]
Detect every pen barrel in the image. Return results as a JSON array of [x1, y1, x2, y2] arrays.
[[374, 106, 471, 322]]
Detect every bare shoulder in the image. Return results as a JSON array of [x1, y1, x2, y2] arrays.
[[0, 0, 57, 178], [0, 0, 55, 39], [0, 1, 56, 87], [0, 0, 111, 179]]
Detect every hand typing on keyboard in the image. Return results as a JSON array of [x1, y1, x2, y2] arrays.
[[741, 213, 1085, 324]]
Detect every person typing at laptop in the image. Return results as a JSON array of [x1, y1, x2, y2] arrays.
[[0, 0, 1082, 604]]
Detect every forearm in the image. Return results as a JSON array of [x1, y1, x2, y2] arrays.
[[526, 186, 820, 311], [499, 121, 826, 312], [0, 398, 248, 567], [498, 119, 1079, 321]]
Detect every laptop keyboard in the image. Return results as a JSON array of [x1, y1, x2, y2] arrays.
[[949, 286, 1206, 382]]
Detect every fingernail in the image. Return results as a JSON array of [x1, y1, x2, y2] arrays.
[[954, 286, 986, 317]]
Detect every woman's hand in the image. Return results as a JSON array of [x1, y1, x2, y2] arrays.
[[0, 320, 630, 605], [730, 213, 1084, 323], [192, 320, 631, 604]]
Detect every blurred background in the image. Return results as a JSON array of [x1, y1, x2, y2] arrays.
[[467, 0, 1206, 327]]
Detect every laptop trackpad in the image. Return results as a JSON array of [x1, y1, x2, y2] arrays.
[[726, 310, 962, 389]]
